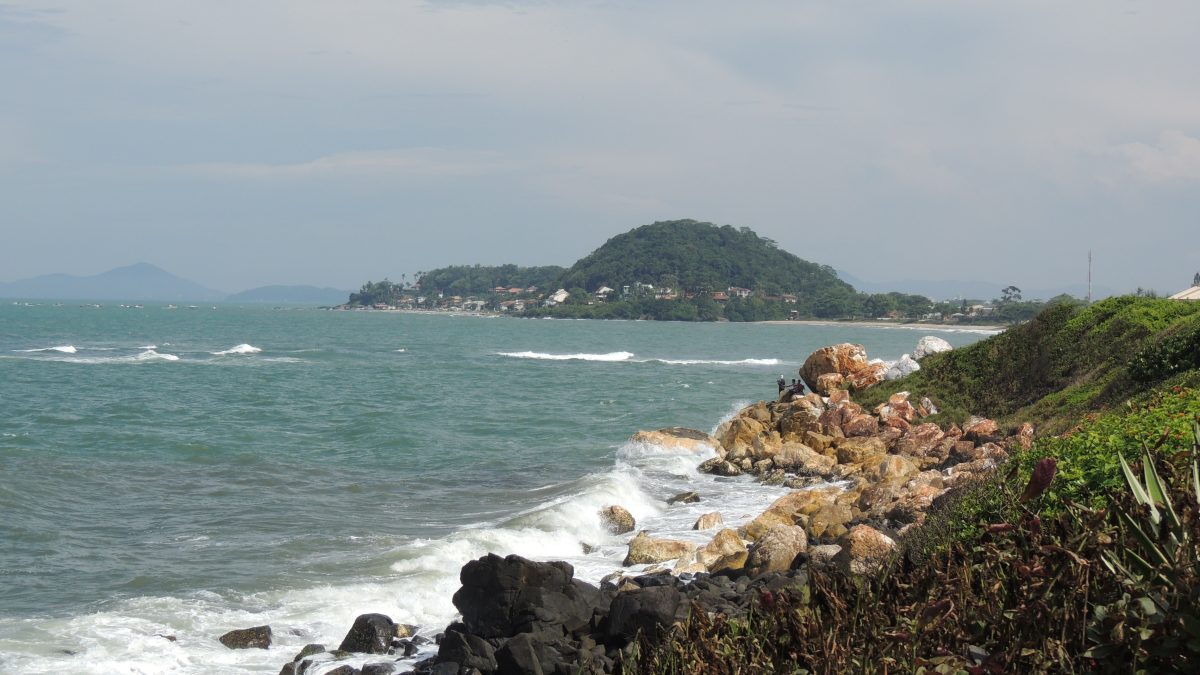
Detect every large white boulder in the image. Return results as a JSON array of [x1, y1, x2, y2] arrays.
[[913, 336, 953, 360], [885, 353, 921, 380]]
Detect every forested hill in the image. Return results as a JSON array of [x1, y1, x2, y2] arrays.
[[417, 265, 567, 295], [556, 219, 851, 296]]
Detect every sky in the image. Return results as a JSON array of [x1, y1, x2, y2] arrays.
[[1, 0, 1198, 295]]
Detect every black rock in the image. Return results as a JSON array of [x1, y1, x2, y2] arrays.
[[361, 662, 398, 675], [495, 633, 544, 675], [605, 585, 682, 643], [436, 629, 497, 672], [452, 553, 599, 641], [218, 625, 272, 649], [325, 666, 359, 675], [666, 491, 700, 504], [292, 643, 325, 662], [278, 664, 296, 675], [338, 613, 396, 654]]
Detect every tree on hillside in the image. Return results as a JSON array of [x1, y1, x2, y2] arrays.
[[1000, 286, 1022, 304]]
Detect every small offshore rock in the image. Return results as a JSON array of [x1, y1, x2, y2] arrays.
[[338, 613, 396, 654], [599, 505, 636, 534], [292, 643, 325, 662], [218, 625, 272, 650], [623, 531, 696, 566], [692, 512, 724, 530], [666, 491, 700, 505]]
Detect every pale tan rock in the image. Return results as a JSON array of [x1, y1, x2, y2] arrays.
[[807, 544, 842, 570], [964, 417, 1000, 442], [834, 524, 896, 576], [745, 524, 807, 576], [866, 454, 918, 483], [630, 427, 718, 453], [801, 343, 871, 394], [600, 505, 636, 535], [773, 442, 836, 476], [672, 560, 709, 575], [806, 504, 853, 540], [835, 436, 887, 465], [720, 416, 767, 460], [623, 531, 696, 566], [692, 512, 724, 530], [847, 362, 888, 392], [802, 430, 835, 453], [740, 487, 840, 541], [843, 413, 879, 437], [815, 372, 846, 396], [886, 484, 945, 524], [697, 528, 749, 573], [826, 388, 852, 405], [778, 404, 822, 439]]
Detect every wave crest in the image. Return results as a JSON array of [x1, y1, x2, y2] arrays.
[[497, 351, 634, 362], [648, 357, 781, 366], [212, 344, 262, 356], [14, 345, 77, 354]]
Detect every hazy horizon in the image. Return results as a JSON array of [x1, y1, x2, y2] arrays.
[[2, 2, 1198, 294]]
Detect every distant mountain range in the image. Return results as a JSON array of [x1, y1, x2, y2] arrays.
[[0, 263, 351, 304]]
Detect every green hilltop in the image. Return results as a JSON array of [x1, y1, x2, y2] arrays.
[[556, 219, 850, 296]]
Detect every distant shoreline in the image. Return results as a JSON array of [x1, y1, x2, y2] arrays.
[[758, 319, 1006, 333], [331, 306, 1006, 332]]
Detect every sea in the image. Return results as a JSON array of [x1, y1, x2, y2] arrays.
[[0, 303, 994, 674]]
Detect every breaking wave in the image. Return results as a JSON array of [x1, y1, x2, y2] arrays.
[[14, 345, 77, 354], [496, 351, 635, 362], [646, 357, 782, 366], [212, 344, 262, 356]]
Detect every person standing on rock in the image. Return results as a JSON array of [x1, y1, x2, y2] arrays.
[[778, 375, 787, 393]]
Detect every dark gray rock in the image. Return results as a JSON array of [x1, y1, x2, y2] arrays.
[[361, 662, 397, 675], [278, 664, 296, 675], [218, 625, 272, 649], [606, 585, 682, 643], [338, 613, 396, 654], [292, 643, 325, 662], [436, 629, 497, 672], [324, 666, 358, 675], [452, 553, 598, 641], [666, 491, 700, 504], [495, 633, 544, 675]]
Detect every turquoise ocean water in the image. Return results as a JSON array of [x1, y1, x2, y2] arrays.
[[0, 304, 991, 673]]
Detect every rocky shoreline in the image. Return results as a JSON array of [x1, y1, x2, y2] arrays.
[[216, 338, 1027, 675]]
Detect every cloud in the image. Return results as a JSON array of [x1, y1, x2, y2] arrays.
[[182, 148, 519, 181], [1116, 131, 1200, 183]]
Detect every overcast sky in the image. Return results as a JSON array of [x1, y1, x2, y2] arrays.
[[1, 1, 1197, 294]]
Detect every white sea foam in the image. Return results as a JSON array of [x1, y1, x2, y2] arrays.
[[647, 357, 783, 366], [14, 345, 77, 354], [212, 344, 262, 356], [497, 351, 634, 362], [132, 350, 180, 362]]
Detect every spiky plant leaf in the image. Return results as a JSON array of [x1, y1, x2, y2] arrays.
[[1119, 449, 1161, 526]]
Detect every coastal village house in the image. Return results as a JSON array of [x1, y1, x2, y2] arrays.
[[1169, 272, 1200, 300]]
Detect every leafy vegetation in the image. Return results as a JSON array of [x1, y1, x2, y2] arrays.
[[857, 296, 1200, 433], [416, 264, 566, 296]]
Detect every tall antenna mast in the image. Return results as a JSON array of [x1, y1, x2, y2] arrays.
[[1087, 250, 1093, 304]]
